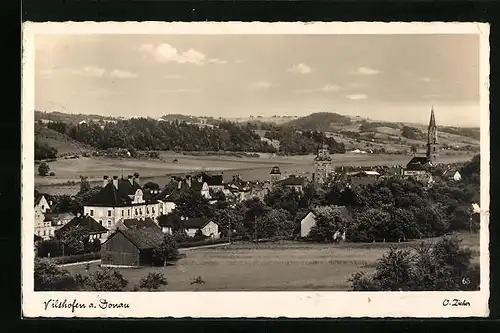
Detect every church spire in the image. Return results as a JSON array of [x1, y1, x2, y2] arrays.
[[426, 106, 438, 164]]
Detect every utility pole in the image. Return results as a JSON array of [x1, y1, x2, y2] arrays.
[[228, 217, 232, 244]]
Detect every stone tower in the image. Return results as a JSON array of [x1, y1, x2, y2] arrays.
[[426, 106, 438, 164], [269, 166, 282, 186], [313, 143, 332, 184]]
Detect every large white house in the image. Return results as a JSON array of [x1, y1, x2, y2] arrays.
[[83, 175, 176, 230]]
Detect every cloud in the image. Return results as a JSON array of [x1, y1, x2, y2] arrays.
[[346, 94, 368, 100], [288, 63, 313, 74], [294, 83, 341, 93], [354, 67, 381, 75], [110, 69, 138, 79], [66, 66, 106, 78], [249, 81, 273, 91], [139, 43, 226, 66], [419, 77, 434, 82]]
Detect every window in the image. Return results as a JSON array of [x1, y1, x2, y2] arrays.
[[107, 220, 112, 227], [99, 220, 103, 225], [139, 208, 143, 215], [152, 207, 155, 214], [90, 210, 94, 216], [108, 210, 112, 217], [41, 205, 45, 210], [146, 207, 149, 214], [121, 210, 124, 217], [135, 209, 138, 215], [128, 209, 130, 216], [43, 230, 46, 236]]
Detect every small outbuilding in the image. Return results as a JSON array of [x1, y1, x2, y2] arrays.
[[100, 228, 165, 268]]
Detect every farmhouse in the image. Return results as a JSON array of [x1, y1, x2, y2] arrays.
[[182, 217, 220, 238], [44, 212, 75, 231], [101, 228, 165, 268], [83, 174, 169, 230], [35, 193, 51, 213], [34, 205, 55, 240], [56, 215, 109, 242]]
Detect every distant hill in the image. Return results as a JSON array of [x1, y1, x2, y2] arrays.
[[35, 110, 119, 124], [35, 124, 95, 156], [284, 112, 352, 131], [160, 114, 200, 122]]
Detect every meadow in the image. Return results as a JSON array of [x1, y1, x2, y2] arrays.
[[65, 232, 479, 291], [35, 151, 475, 195]]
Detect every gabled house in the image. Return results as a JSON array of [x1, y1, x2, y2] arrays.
[[34, 193, 51, 213], [83, 174, 163, 230], [34, 203, 54, 240], [159, 215, 219, 238], [56, 215, 110, 242], [345, 171, 380, 188], [101, 228, 166, 268], [443, 169, 462, 181], [298, 211, 317, 238]]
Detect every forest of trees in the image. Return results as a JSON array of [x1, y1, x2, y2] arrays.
[[45, 118, 277, 153], [265, 128, 346, 154]]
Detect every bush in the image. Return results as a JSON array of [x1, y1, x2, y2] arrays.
[[38, 162, 50, 176], [34, 258, 78, 291], [178, 237, 230, 249], [349, 235, 479, 291], [49, 172, 55, 176], [139, 272, 168, 291], [152, 234, 179, 266], [76, 268, 128, 291]]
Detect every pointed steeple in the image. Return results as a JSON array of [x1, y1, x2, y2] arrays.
[[427, 106, 437, 145]]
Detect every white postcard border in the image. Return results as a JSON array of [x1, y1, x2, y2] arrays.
[[21, 21, 490, 318]]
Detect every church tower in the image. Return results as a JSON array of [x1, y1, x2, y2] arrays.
[[269, 166, 282, 186], [313, 143, 332, 184], [426, 106, 438, 164]]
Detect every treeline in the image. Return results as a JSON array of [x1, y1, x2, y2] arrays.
[[284, 112, 352, 132], [401, 125, 425, 140], [264, 128, 346, 154], [439, 126, 480, 141], [35, 110, 118, 123], [358, 120, 400, 132], [45, 118, 276, 153]]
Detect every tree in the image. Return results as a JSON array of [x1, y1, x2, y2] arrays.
[[411, 144, 418, 154], [255, 208, 294, 240], [152, 234, 179, 266], [349, 235, 479, 291], [75, 268, 128, 291], [309, 205, 352, 242], [58, 225, 90, 256], [79, 176, 91, 194], [173, 190, 214, 218], [139, 272, 168, 291], [34, 258, 78, 291], [38, 162, 50, 176], [143, 181, 160, 191]]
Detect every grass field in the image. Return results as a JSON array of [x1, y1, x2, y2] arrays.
[[35, 152, 475, 195], [65, 232, 479, 291]]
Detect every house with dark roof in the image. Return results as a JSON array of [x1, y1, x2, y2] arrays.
[[115, 217, 161, 231], [159, 215, 220, 238], [278, 175, 306, 192], [44, 212, 76, 231], [55, 215, 109, 242], [34, 193, 51, 213], [101, 228, 166, 267], [83, 174, 166, 231]]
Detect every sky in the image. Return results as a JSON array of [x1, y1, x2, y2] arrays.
[[35, 34, 480, 127]]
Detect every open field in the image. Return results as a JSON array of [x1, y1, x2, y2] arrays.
[[65, 232, 479, 291], [35, 151, 476, 195]]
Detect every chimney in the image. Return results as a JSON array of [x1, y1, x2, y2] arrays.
[[178, 181, 182, 189], [103, 175, 109, 187], [128, 175, 134, 185], [186, 178, 192, 188], [112, 175, 119, 189]]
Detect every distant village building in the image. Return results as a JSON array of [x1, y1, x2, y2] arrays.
[[56, 215, 109, 242], [269, 166, 282, 186], [299, 211, 317, 238], [278, 175, 306, 193], [345, 170, 380, 188], [159, 215, 220, 238], [403, 107, 439, 179], [442, 169, 462, 181], [313, 144, 333, 185]]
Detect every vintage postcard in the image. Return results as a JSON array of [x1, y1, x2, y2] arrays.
[[21, 22, 490, 318]]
